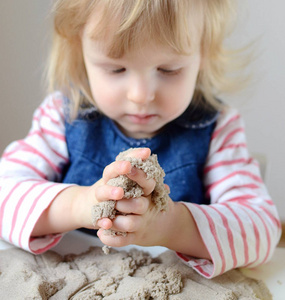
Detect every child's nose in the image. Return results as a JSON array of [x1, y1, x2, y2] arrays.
[[127, 76, 155, 104]]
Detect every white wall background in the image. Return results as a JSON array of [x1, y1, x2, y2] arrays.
[[1, 1, 285, 221], [0, 1, 51, 147]]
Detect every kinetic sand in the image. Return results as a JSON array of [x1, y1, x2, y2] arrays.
[[0, 246, 272, 299]]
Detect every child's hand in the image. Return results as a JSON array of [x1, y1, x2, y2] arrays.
[[95, 146, 172, 247], [92, 148, 155, 230]]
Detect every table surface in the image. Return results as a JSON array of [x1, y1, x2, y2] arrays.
[[1, 230, 284, 300]]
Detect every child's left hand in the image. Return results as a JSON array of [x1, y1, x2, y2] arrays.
[[97, 163, 210, 260]]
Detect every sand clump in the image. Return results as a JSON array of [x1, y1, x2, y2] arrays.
[[0, 246, 272, 299], [92, 148, 169, 242]]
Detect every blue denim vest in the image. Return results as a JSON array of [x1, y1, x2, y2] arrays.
[[62, 101, 219, 206]]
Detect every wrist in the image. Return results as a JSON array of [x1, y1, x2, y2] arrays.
[[70, 185, 92, 229], [162, 202, 211, 259], [31, 185, 84, 237], [162, 202, 186, 249]]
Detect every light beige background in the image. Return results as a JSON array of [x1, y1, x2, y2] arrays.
[[1, 1, 285, 221]]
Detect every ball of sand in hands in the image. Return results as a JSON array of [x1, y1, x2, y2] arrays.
[[91, 148, 169, 253]]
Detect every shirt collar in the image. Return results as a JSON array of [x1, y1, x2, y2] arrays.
[[172, 99, 220, 129]]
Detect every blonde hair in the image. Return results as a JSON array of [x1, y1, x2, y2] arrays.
[[47, 0, 243, 117]]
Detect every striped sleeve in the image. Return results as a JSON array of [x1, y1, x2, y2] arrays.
[[0, 92, 73, 253], [180, 106, 282, 278]]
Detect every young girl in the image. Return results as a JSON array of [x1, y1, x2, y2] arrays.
[[0, 0, 281, 279]]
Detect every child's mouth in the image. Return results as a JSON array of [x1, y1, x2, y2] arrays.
[[126, 114, 157, 124]]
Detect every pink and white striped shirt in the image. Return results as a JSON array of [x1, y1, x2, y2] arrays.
[[0, 92, 281, 278]]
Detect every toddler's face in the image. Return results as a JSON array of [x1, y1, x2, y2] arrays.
[[81, 27, 201, 139]]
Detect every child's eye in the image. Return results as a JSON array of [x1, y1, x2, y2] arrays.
[[158, 68, 181, 76], [112, 68, 126, 74]]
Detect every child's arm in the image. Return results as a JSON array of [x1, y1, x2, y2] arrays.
[[0, 93, 73, 253], [180, 107, 281, 278]]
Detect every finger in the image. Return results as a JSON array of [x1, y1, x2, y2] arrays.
[[95, 184, 124, 202], [111, 215, 142, 233], [96, 218, 113, 230], [127, 167, 156, 196], [102, 160, 132, 183], [97, 228, 134, 247], [116, 197, 149, 215], [116, 147, 151, 160]]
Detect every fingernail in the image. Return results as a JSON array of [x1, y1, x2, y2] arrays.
[[130, 167, 136, 175]]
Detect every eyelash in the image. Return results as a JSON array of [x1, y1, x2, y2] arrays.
[[158, 68, 181, 76], [111, 68, 126, 74], [109, 67, 181, 76]]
